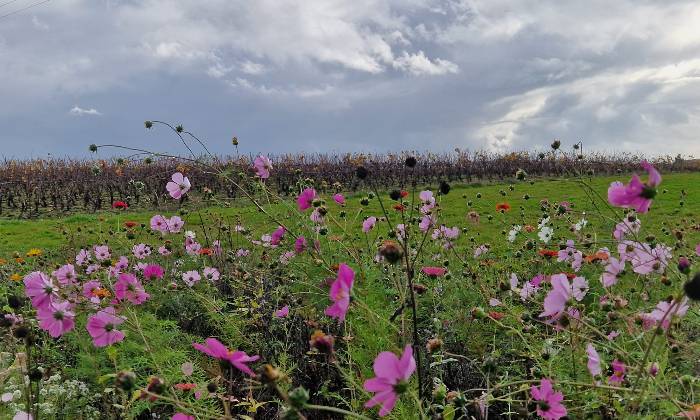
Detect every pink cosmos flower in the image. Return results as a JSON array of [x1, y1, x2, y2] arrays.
[[530, 379, 567, 420], [362, 217, 377, 233], [294, 236, 307, 254], [158, 246, 172, 256], [53, 264, 77, 286], [82, 280, 103, 303], [76, 249, 91, 266], [172, 414, 194, 420], [641, 297, 689, 330], [23, 271, 57, 310], [166, 172, 191, 199], [540, 274, 588, 324], [275, 306, 289, 318], [333, 193, 345, 206], [114, 273, 150, 305], [421, 267, 446, 278], [182, 271, 201, 287], [270, 226, 286, 246], [203, 267, 220, 282], [474, 244, 490, 258], [193, 338, 260, 376], [150, 215, 169, 233], [419, 215, 435, 233], [143, 264, 165, 281], [132, 243, 151, 259], [86, 306, 126, 347], [600, 257, 624, 288], [168, 215, 184, 233], [613, 218, 641, 241], [363, 345, 416, 417], [37, 300, 75, 338], [325, 263, 355, 322], [608, 359, 626, 384], [253, 155, 272, 179], [607, 161, 661, 213], [93, 245, 111, 261], [310, 208, 324, 224], [297, 188, 316, 211], [586, 343, 602, 377]]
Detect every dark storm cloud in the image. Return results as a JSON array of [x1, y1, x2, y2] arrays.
[[1, 0, 700, 158]]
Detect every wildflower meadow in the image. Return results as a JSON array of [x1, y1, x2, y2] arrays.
[[0, 123, 699, 419]]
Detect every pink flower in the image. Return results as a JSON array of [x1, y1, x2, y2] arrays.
[[93, 245, 111, 261], [607, 161, 661, 213], [294, 236, 307, 254], [132, 243, 151, 259], [333, 193, 346, 206], [158, 246, 172, 256], [362, 217, 377, 233], [586, 343, 602, 377], [363, 345, 416, 417], [168, 216, 184, 233], [86, 306, 126, 347], [53, 264, 77, 286], [37, 300, 75, 338], [193, 338, 260, 376], [114, 273, 150, 305], [275, 306, 289, 318], [150, 215, 169, 233], [297, 188, 317, 211], [203, 267, 220, 282], [75, 249, 91, 266], [143, 264, 164, 281], [166, 172, 191, 199], [82, 280, 103, 302], [182, 271, 201, 287], [325, 263, 355, 322], [23, 271, 57, 310], [253, 155, 272, 179], [641, 297, 689, 330], [421, 267, 446, 278], [530, 379, 567, 420], [270, 226, 286, 246], [419, 215, 435, 232], [608, 359, 626, 384], [600, 257, 624, 288], [540, 274, 588, 323], [172, 414, 194, 420]]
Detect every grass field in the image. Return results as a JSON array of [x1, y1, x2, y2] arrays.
[[1, 170, 699, 419]]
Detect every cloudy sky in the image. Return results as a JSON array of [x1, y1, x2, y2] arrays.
[[2, 0, 700, 158]]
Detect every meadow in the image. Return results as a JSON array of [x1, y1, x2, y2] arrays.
[[1, 134, 699, 419]]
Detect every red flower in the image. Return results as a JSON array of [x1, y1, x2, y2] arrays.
[[124, 221, 138, 228], [539, 249, 559, 258], [199, 248, 213, 256], [393, 204, 406, 212], [400, 190, 409, 198], [421, 266, 447, 278], [174, 383, 197, 391], [488, 311, 505, 321], [495, 202, 511, 212], [112, 201, 129, 210]]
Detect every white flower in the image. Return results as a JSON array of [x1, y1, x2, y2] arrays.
[[538, 216, 550, 229], [507, 225, 522, 243], [538, 226, 553, 243], [573, 218, 588, 232]]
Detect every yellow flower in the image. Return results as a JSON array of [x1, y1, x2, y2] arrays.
[[0, 258, 7, 266], [26, 248, 43, 257], [10, 273, 21, 282]]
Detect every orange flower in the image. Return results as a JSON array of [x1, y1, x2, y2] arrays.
[[199, 248, 213, 256], [10, 273, 22, 282], [538, 249, 558, 258], [26, 248, 42, 257], [495, 202, 511, 212], [585, 251, 610, 263], [488, 311, 505, 321], [92, 288, 111, 298], [523, 225, 535, 233], [393, 204, 406, 212]]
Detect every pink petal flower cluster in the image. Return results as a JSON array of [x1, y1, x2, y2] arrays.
[[540, 274, 588, 324], [166, 172, 191, 199], [325, 263, 355, 322], [143, 264, 165, 281], [607, 161, 661, 213], [86, 307, 126, 347], [640, 297, 689, 330], [362, 217, 377, 233], [363, 345, 416, 417], [586, 343, 602, 377], [608, 359, 626, 385], [600, 257, 624, 288], [253, 155, 272, 179], [114, 273, 150, 305], [150, 215, 184, 233], [37, 300, 75, 338], [530, 379, 567, 420], [193, 338, 260, 376], [297, 188, 316, 211]]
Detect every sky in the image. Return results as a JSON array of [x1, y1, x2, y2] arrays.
[[2, 0, 700, 159]]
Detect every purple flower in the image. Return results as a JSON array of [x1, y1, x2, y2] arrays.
[[363, 345, 416, 417], [166, 172, 191, 199], [23, 271, 57, 310], [530, 379, 567, 420], [297, 188, 316, 211], [333, 193, 346, 206], [325, 263, 355, 322], [253, 155, 272, 179]]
